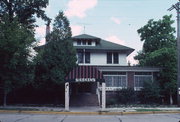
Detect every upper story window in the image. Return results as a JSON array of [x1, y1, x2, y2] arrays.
[[85, 52, 90, 63], [107, 52, 119, 64], [88, 41, 92, 45], [77, 52, 84, 63], [76, 40, 92, 46], [82, 41, 86, 45], [77, 51, 90, 64], [77, 40, 81, 45]]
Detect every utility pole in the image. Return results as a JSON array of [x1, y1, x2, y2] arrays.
[[168, 1, 180, 107]]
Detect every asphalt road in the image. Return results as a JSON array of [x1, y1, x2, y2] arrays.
[[0, 113, 180, 122]]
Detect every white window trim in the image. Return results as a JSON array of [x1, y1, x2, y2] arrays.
[[77, 52, 91, 64], [107, 52, 119, 64], [76, 40, 94, 46], [100, 74, 127, 91], [134, 74, 153, 91]]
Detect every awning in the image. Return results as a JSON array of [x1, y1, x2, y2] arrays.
[[65, 66, 104, 82]]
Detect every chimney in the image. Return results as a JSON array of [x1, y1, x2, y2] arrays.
[[45, 20, 51, 43]]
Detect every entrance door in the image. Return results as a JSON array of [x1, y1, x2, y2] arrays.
[[78, 82, 91, 93]]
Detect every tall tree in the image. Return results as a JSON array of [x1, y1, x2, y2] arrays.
[[0, 16, 35, 106], [135, 15, 177, 104], [34, 11, 76, 90], [0, 0, 50, 29]]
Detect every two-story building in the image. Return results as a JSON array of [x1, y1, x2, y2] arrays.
[[64, 34, 160, 110]]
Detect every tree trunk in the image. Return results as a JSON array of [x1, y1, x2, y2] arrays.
[[170, 93, 173, 105], [3, 90, 7, 107]]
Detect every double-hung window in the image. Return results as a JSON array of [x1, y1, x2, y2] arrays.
[[77, 50, 90, 64], [134, 72, 153, 91], [107, 52, 112, 64], [107, 52, 119, 64], [85, 52, 90, 63], [77, 52, 84, 63]]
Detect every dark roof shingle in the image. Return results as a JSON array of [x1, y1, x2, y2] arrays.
[[73, 34, 134, 55]]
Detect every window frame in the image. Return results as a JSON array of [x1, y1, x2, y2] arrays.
[[107, 52, 112, 64], [85, 52, 90, 64], [77, 40, 81, 45], [113, 52, 119, 64], [107, 52, 119, 64], [134, 74, 153, 91], [103, 74, 127, 90], [77, 51, 91, 64], [77, 52, 84, 63]]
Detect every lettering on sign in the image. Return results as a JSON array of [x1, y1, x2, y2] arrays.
[[75, 78, 96, 82]]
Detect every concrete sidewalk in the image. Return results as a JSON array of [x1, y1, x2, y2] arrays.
[[0, 106, 180, 115]]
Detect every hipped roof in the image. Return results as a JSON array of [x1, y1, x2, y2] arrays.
[[72, 34, 134, 56]]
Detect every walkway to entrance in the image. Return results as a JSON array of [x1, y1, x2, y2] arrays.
[[65, 66, 106, 111]]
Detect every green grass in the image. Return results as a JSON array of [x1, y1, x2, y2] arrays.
[[135, 109, 162, 112]]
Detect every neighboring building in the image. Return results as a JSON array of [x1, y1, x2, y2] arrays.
[[65, 34, 160, 108]]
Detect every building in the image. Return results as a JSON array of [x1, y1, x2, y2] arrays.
[[65, 34, 160, 110]]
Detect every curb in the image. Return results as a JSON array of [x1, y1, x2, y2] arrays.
[[0, 110, 180, 115]]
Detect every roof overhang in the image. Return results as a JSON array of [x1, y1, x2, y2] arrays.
[[97, 66, 161, 72]]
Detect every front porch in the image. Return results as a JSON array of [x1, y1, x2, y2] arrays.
[[65, 66, 106, 111]]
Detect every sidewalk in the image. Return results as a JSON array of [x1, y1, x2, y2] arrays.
[[0, 106, 180, 115]]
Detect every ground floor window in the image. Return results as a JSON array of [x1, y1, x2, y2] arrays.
[[134, 72, 153, 91], [104, 75, 127, 88]]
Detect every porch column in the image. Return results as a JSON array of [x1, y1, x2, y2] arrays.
[[65, 82, 69, 111], [102, 82, 106, 110]]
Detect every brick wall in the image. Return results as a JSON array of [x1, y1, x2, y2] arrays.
[[127, 72, 134, 88]]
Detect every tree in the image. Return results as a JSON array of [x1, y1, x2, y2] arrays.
[[0, 0, 50, 29], [135, 15, 177, 104], [34, 11, 76, 90], [0, 16, 35, 106]]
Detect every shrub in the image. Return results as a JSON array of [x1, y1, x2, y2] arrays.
[[138, 81, 161, 104], [118, 88, 136, 104]]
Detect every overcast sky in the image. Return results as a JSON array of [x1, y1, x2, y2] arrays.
[[35, 0, 177, 65]]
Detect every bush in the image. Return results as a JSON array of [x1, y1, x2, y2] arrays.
[[138, 81, 161, 104], [118, 88, 137, 104], [106, 98, 118, 106]]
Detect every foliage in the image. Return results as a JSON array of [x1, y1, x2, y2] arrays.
[[118, 88, 137, 104], [106, 98, 118, 106], [0, 0, 50, 29], [135, 15, 177, 104], [138, 81, 161, 104], [52, 12, 72, 40], [137, 15, 176, 54], [0, 17, 35, 106], [34, 11, 76, 89]]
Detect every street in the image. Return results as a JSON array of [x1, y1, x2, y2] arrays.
[[0, 113, 179, 122]]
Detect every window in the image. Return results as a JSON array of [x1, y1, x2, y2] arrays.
[[88, 41, 92, 45], [76, 40, 92, 46], [107, 52, 112, 64], [104, 75, 127, 87], [107, 52, 119, 64], [85, 52, 90, 63], [77, 51, 90, 64], [82, 41, 86, 45], [77, 52, 84, 63], [134, 75, 152, 88], [77, 40, 81, 45], [113, 52, 119, 64]]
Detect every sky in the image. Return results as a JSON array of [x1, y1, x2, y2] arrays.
[[35, 0, 177, 65]]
